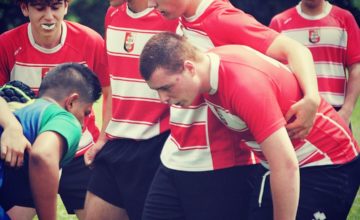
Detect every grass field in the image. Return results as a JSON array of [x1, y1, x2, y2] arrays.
[[34, 98, 360, 219]]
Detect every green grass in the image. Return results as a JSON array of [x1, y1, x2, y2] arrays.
[[34, 98, 360, 219]]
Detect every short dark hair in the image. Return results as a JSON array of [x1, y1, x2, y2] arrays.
[[139, 32, 200, 80], [38, 63, 102, 103]]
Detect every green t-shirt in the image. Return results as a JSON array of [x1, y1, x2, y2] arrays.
[[14, 98, 82, 166]]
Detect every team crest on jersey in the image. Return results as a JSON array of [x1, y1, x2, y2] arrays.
[[308, 29, 320, 44], [124, 32, 135, 52]]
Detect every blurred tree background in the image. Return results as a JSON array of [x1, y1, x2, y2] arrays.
[[0, 0, 109, 35], [231, 0, 360, 26], [1, 0, 359, 36]]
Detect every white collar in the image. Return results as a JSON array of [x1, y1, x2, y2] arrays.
[[296, 1, 332, 20], [126, 3, 154, 18], [207, 52, 220, 95], [184, 0, 214, 22], [28, 21, 67, 54]]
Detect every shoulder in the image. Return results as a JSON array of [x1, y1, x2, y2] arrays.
[[16, 99, 78, 128], [212, 45, 272, 68], [0, 23, 28, 43], [41, 103, 80, 130], [330, 5, 357, 21], [65, 21, 103, 41], [331, 5, 354, 16], [106, 5, 119, 16], [211, 46, 262, 88], [204, 1, 247, 20], [271, 7, 297, 23], [105, 4, 126, 22]]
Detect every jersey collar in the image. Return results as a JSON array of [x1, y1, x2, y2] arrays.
[[184, 0, 214, 22], [126, 3, 154, 19], [28, 21, 67, 54], [296, 1, 332, 20], [207, 52, 220, 95]]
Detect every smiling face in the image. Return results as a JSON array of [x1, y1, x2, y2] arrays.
[[147, 65, 200, 107], [20, 0, 68, 47]]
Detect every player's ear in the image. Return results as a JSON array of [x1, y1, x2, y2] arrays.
[[184, 60, 195, 76], [64, 93, 80, 111], [64, 1, 69, 16], [20, 3, 30, 17]]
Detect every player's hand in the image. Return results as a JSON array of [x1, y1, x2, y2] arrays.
[[285, 96, 319, 139], [0, 125, 31, 167], [84, 139, 106, 167]]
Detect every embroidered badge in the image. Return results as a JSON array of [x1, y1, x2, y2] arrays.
[[124, 32, 135, 52], [309, 29, 320, 44]]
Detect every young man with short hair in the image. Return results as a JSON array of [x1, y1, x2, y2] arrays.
[[83, 1, 178, 220], [0, 63, 102, 220], [269, 0, 360, 125], [139, 0, 321, 218], [139, 32, 360, 220], [0, 0, 111, 218]]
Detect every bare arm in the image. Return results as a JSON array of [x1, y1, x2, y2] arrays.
[[260, 127, 300, 220], [338, 62, 360, 124], [29, 131, 65, 220], [84, 86, 112, 166], [0, 97, 31, 167], [266, 34, 321, 139]]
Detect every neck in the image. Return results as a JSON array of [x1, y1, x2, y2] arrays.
[[31, 23, 62, 49], [183, 0, 202, 17], [127, 0, 148, 13], [300, 0, 326, 16], [41, 96, 60, 105]]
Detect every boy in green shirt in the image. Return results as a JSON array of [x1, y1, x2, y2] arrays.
[[0, 63, 102, 220]]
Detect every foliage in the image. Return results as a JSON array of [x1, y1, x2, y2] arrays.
[[67, 0, 108, 36], [1, 1, 359, 35], [0, 0, 108, 35], [230, 0, 360, 25]]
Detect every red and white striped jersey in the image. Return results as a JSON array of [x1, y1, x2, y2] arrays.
[[204, 45, 359, 168], [0, 21, 109, 156], [161, 0, 279, 171], [104, 4, 178, 140], [269, 2, 360, 107], [162, 98, 258, 171]]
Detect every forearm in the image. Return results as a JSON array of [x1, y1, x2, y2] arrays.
[[85, 87, 112, 165], [270, 165, 299, 220], [261, 127, 300, 220], [342, 63, 360, 115], [267, 35, 320, 103], [286, 45, 319, 101], [28, 132, 64, 220], [98, 86, 112, 143], [0, 97, 22, 130], [29, 153, 59, 220]]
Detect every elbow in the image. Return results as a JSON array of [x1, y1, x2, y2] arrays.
[[284, 158, 300, 180], [287, 160, 299, 174], [271, 157, 299, 177], [284, 155, 299, 170], [292, 41, 313, 59], [29, 149, 54, 168], [299, 45, 312, 58]]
